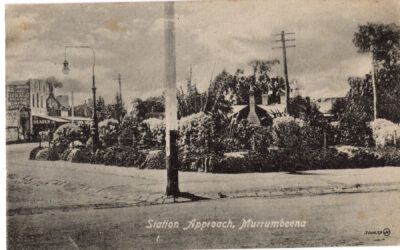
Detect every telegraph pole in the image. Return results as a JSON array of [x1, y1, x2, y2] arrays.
[[112, 73, 127, 105], [164, 1, 180, 196], [112, 73, 127, 124], [71, 91, 74, 118], [370, 45, 377, 120], [118, 73, 122, 103], [273, 31, 295, 115]]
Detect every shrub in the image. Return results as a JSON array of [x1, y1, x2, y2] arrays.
[[78, 123, 91, 144], [247, 150, 276, 172], [70, 147, 93, 163], [250, 126, 272, 153], [65, 148, 80, 162], [370, 119, 400, 148], [101, 145, 145, 167], [140, 150, 165, 169], [60, 148, 73, 161], [178, 112, 224, 170], [47, 146, 60, 161], [92, 149, 105, 164], [348, 148, 382, 168], [272, 116, 304, 148], [119, 116, 153, 148], [99, 118, 120, 147], [338, 117, 374, 146], [86, 137, 94, 149], [212, 155, 252, 173], [52, 123, 81, 158], [29, 146, 43, 160], [230, 119, 254, 150], [143, 118, 165, 147], [227, 120, 272, 152], [378, 147, 400, 166], [35, 148, 49, 160], [69, 140, 84, 149], [254, 148, 351, 173], [210, 148, 355, 174]]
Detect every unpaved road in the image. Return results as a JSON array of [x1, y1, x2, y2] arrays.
[[6, 143, 400, 248], [8, 192, 400, 249]]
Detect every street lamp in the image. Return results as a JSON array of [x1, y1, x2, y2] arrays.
[[62, 60, 70, 74], [62, 45, 99, 153]]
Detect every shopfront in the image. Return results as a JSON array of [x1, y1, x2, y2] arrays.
[[31, 115, 68, 139]]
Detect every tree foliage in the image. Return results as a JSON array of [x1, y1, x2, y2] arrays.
[[351, 23, 400, 123]]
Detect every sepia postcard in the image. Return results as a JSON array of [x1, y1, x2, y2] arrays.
[[4, 0, 400, 249]]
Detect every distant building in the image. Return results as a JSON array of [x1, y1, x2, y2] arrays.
[[28, 79, 70, 137], [314, 97, 345, 120], [229, 86, 287, 126], [72, 100, 91, 118], [6, 78, 96, 141], [56, 95, 70, 110], [6, 81, 30, 141]]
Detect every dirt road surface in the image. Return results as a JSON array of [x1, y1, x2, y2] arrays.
[[6, 143, 400, 248]]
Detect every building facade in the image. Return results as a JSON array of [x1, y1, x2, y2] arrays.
[[28, 79, 70, 138], [6, 81, 31, 141]]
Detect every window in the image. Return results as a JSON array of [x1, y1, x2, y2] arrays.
[[37, 93, 39, 107], [32, 94, 35, 107], [41, 96, 43, 108]]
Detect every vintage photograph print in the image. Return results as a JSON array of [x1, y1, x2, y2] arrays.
[[5, 0, 400, 249]]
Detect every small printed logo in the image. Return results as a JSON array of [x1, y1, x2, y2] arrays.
[[383, 228, 391, 237], [364, 228, 391, 236]]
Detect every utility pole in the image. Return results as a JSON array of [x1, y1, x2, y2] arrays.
[[112, 73, 127, 124], [202, 62, 216, 112], [164, 1, 180, 196], [71, 91, 74, 118], [273, 31, 295, 115], [370, 45, 377, 120], [112, 73, 127, 105], [118, 73, 122, 103], [188, 65, 197, 112]]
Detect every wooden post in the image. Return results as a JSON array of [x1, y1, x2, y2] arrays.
[[370, 45, 377, 120], [394, 130, 397, 147], [281, 31, 290, 115], [164, 2, 179, 196]]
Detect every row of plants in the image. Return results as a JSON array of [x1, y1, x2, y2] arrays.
[[30, 109, 400, 173], [33, 143, 399, 174]]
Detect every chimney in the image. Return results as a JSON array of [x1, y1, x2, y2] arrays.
[[262, 93, 268, 105], [247, 85, 260, 125]]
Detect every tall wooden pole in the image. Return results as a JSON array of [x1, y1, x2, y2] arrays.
[[164, 2, 180, 196], [71, 91, 74, 118], [118, 73, 122, 105], [370, 45, 377, 120], [273, 31, 295, 115], [281, 31, 290, 115]]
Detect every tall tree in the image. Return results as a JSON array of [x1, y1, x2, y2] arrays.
[[352, 23, 400, 122]]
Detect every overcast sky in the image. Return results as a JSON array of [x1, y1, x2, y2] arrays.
[[5, 0, 399, 105]]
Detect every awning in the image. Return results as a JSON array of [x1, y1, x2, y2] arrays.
[[32, 115, 69, 125], [61, 116, 92, 122]]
